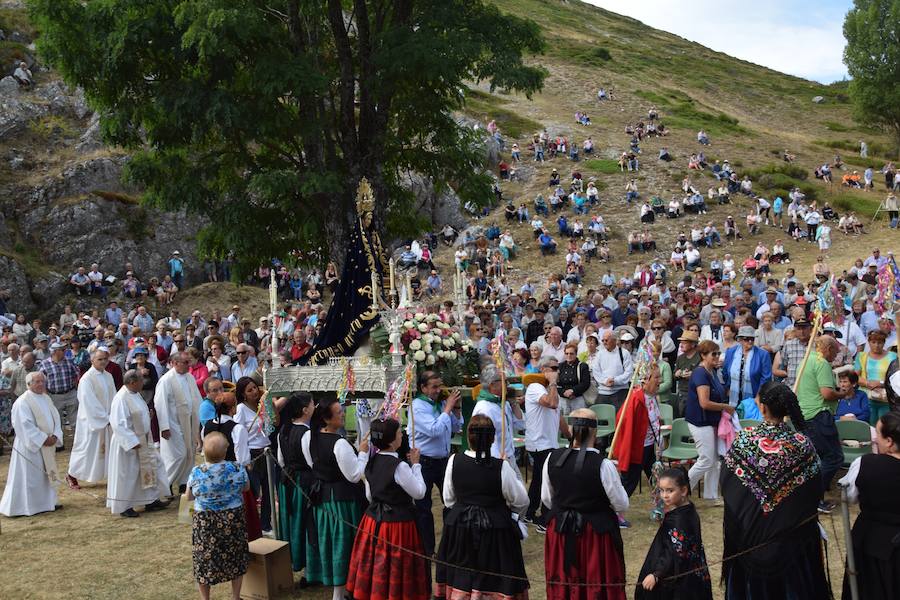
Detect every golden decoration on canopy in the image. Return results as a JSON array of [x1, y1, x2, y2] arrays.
[[356, 177, 375, 215]]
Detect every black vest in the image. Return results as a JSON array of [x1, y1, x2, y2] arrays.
[[310, 431, 365, 504], [204, 418, 237, 463], [365, 453, 416, 522], [279, 421, 312, 486], [446, 453, 512, 529], [547, 447, 617, 535]]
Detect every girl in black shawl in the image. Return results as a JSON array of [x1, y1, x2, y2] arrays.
[[636, 467, 712, 600], [721, 381, 831, 600]]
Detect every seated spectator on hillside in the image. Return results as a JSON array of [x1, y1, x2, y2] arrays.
[[771, 239, 790, 263], [598, 88, 608, 100], [651, 196, 664, 214], [441, 224, 458, 246], [626, 152, 639, 171], [627, 231, 642, 255], [589, 216, 607, 240], [581, 237, 597, 261], [397, 245, 417, 269], [499, 231, 517, 260], [685, 244, 702, 271], [658, 147, 672, 162], [832, 154, 844, 169], [847, 212, 866, 234], [704, 222, 722, 247], [571, 219, 584, 238], [583, 137, 594, 154], [630, 136, 641, 154], [87, 263, 107, 299], [498, 161, 509, 180], [530, 216, 544, 238], [549, 168, 560, 187], [625, 179, 638, 204], [598, 241, 610, 262], [838, 213, 855, 235], [557, 214, 570, 236], [670, 247, 686, 271], [787, 217, 806, 241], [640, 200, 654, 224], [688, 154, 702, 170], [517, 203, 529, 223], [618, 152, 628, 172], [821, 202, 837, 221], [13, 62, 33, 88], [586, 181, 599, 205], [641, 230, 657, 252], [667, 197, 681, 219], [843, 171, 862, 188], [539, 230, 557, 255], [783, 149, 796, 162], [70, 267, 90, 296], [740, 176, 753, 195], [746, 211, 760, 235], [697, 129, 710, 145], [534, 193, 548, 216], [504, 202, 517, 221]]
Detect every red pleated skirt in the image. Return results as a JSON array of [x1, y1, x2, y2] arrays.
[[243, 489, 262, 542], [346, 514, 430, 600], [544, 521, 626, 600]]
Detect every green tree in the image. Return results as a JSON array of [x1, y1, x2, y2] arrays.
[[843, 0, 900, 149], [30, 0, 545, 276]]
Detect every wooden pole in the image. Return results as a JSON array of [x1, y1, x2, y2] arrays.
[[792, 311, 822, 394], [408, 362, 416, 448], [500, 368, 507, 459]]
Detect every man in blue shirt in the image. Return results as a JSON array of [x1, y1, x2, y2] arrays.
[[539, 229, 557, 254], [199, 377, 224, 428], [105, 301, 124, 327], [168, 250, 185, 291], [409, 371, 462, 588]]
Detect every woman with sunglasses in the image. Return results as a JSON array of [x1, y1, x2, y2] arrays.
[[686, 340, 735, 502]]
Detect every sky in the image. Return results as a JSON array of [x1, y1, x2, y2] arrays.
[[585, 0, 851, 83]]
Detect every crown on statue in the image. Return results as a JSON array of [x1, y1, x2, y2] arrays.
[[356, 177, 375, 214]]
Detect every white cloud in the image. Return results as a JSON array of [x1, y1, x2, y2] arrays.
[[584, 0, 849, 83]]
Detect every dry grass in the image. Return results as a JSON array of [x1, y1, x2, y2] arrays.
[[169, 282, 272, 321], [0, 434, 855, 600]]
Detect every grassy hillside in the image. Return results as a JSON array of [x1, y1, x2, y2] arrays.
[[440, 0, 897, 288]]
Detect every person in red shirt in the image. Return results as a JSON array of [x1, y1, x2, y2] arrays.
[[289, 329, 311, 365]]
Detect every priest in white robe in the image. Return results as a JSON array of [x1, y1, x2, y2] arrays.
[[66, 346, 116, 488], [154, 351, 201, 493], [0, 371, 63, 516], [107, 369, 170, 517]]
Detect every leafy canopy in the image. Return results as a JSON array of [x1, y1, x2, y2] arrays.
[[30, 0, 545, 275], [843, 0, 900, 148]]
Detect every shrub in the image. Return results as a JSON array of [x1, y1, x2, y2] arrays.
[[743, 163, 807, 181]]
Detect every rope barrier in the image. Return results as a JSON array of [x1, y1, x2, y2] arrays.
[[2, 430, 845, 593]]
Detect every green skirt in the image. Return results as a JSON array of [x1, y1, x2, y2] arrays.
[[305, 499, 363, 586], [277, 480, 307, 572]]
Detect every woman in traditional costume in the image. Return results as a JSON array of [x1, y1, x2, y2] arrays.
[[542, 408, 629, 600], [636, 467, 712, 600], [346, 418, 429, 600], [721, 381, 829, 599], [435, 414, 529, 600], [276, 393, 314, 573], [839, 411, 900, 600], [302, 397, 369, 600]]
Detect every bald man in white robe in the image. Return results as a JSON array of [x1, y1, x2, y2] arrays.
[[66, 346, 116, 488], [154, 351, 201, 493], [107, 370, 170, 517], [0, 372, 63, 516]]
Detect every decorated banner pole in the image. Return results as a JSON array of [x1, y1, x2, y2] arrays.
[[607, 340, 655, 460], [493, 330, 509, 458], [408, 358, 416, 448], [269, 270, 279, 362]]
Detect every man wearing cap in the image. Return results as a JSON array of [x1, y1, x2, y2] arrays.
[[700, 310, 725, 348], [66, 346, 116, 489], [154, 351, 202, 493], [773, 317, 813, 388], [168, 251, 185, 291], [32, 335, 50, 361], [472, 363, 525, 476], [0, 371, 63, 517], [863, 248, 887, 270], [723, 326, 772, 409], [40, 342, 81, 431], [591, 330, 634, 411], [525, 306, 547, 347], [831, 308, 866, 358]]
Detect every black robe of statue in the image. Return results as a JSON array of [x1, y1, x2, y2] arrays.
[[635, 502, 713, 600]]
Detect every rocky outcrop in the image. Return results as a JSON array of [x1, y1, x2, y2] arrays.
[[401, 171, 468, 230]]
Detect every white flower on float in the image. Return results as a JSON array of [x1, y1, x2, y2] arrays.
[[409, 340, 422, 351], [425, 354, 436, 365], [414, 350, 426, 361]]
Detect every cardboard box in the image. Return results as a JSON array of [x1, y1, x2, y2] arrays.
[[241, 538, 294, 600]]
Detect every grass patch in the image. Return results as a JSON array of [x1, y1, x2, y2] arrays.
[[824, 121, 851, 133], [743, 163, 808, 181], [634, 88, 747, 137], [814, 139, 898, 160], [462, 90, 541, 139], [0, 8, 37, 40], [583, 158, 619, 174], [829, 191, 880, 214], [91, 190, 141, 205], [28, 115, 79, 139], [551, 40, 612, 67], [0, 39, 29, 67]]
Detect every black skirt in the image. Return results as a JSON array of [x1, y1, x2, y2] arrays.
[[435, 505, 528, 598]]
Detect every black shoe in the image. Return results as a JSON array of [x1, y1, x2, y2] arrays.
[[56, 445, 66, 453], [144, 500, 168, 512], [121, 508, 140, 518], [178, 484, 187, 494], [54, 504, 63, 511]]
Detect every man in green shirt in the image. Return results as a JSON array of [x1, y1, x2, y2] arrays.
[[795, 336, 850, 513]]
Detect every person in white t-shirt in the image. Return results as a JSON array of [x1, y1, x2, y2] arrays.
[[524, 357, 566, 528]]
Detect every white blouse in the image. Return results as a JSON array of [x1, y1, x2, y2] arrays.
[[442, 451, 529, 515]]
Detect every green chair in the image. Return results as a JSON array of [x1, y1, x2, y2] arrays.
[[658, 402, 674, 440], [661, 418, 699, 463], [590, 404, 616, 439], [836, 419, 872, 467], [739, 419, 761, 430], [344, 404, 357, 434]]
